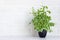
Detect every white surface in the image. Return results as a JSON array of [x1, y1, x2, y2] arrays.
[[0, 36, 60, 40], [0, 0, 59, 36]]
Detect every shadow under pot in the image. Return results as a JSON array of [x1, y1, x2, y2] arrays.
[[38, 29, 47, 38]]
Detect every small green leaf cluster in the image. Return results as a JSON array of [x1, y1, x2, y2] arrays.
[[32, 6, 55, 32]]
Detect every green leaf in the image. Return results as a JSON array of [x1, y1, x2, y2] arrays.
[[45, 6, 48, 9], [31, 6, 55, 32], [47, 10, 51, 14]]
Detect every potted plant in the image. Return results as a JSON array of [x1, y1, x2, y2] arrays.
[[30, 6, 55, 38]]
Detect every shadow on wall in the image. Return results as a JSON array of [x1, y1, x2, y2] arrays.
[[27, 24, 38, 37], [24, 11, 38, 37], [25, 18, 38, 37]]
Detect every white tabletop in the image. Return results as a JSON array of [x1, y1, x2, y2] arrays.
[[0, 36, 60, 40]]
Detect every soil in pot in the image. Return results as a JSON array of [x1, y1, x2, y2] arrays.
[[38, 29, 47, 38]]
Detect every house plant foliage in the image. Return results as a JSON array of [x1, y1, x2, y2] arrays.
[[31, 6, 55, 37]]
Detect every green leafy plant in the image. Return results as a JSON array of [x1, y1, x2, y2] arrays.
[[31, 6, 55, 32]]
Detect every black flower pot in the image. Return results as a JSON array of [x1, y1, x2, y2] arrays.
[[38, 29, 47, 38]]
